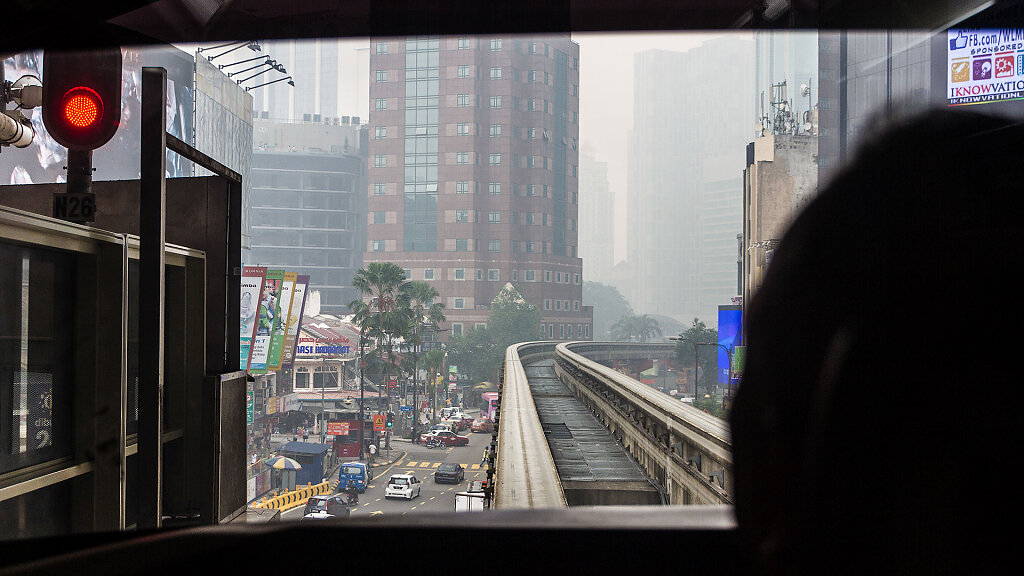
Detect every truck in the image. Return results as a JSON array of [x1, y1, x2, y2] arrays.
[[454, 491, 485, 512], [454, 480, 486, 512]]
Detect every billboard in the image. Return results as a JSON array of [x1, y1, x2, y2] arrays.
[[268, 272, 297, 371], [249, 269, 284, 374], [947, 28, 1024, 106], [282, 275, 309, 367], [240, 266, 267, 370], [717, 305, 742, 385], [2, 46, 195, 185]]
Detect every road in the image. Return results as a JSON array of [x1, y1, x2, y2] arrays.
[[282, 415, 491, 520]]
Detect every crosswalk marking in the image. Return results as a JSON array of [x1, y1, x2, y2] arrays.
[[394, 462, 485, 470]]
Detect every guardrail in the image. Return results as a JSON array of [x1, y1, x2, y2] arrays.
[[556, 342, 732, 504], [492, 342, 568, 509], [251, 481, 331, 511]]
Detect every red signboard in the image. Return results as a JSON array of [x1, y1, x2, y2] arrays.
[[327, 421, 349, 436], [387, 376, 398, 389]]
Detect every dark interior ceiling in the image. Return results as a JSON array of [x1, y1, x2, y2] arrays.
[[5, 0, 1022, 55]]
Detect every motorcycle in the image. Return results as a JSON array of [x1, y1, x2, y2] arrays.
[[425, 438, 442, 449]]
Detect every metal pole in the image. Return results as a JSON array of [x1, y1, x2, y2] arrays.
[[320, 357, 326, 444], [412, 324, 419, 443], [138, 66, 166, 530], [358, 330, 365, 461]]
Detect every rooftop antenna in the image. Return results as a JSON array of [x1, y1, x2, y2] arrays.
[[770, 80, 795, 135], [800, 78, 814, 135]]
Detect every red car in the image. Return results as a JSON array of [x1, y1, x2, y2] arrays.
[[470, 418, 493, 433], [419, 430, 470, 446]]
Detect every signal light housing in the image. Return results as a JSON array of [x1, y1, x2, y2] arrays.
[[42, 48, 122, 151]]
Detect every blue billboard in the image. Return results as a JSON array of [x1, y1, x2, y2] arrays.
[[717, 305, 742, 384]]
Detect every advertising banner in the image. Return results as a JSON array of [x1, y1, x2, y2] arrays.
[[717, 305, 743, 385], [282, 275, 310, 368], [327, 421, 350, 436], [947, 28, 1024, 106], [240, 266, 267, 370], [249, 269, 285, 374], [268, 272, 297, 371]]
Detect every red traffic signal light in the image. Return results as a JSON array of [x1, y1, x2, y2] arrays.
[[62, 87, 104, 128], [42, 48, 122, 150]]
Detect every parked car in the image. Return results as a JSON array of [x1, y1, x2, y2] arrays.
[[418, 430, 470, 446], [470, 418, 493, 433], [384, 474, 422, 500], [303, 494, 349, 517], [434, 463, 465, 484]]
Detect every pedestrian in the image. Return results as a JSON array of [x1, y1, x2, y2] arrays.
[[480, 446, 489, 467]]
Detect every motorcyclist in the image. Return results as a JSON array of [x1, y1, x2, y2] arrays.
[[344, 479, 359, 505]]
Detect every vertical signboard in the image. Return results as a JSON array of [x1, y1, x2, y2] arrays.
[[268, 272, 297, 371], [282, 275, 310, 368], [717, 305, 742, 385], [240, 266, 267, 370], [249, 269, 284, 374]]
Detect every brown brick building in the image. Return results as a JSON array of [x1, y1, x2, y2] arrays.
[[366, 35, 592, 341]]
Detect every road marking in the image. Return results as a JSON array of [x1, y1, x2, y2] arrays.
[[407, 461, 418, 466], [431, 462, 441, 468]]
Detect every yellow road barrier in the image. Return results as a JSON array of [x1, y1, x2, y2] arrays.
[[252, 480, 331, 511]]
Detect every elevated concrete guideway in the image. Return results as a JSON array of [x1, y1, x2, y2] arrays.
[[492, 341, 733, 509]]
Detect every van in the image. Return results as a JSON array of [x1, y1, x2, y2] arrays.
[[338, 461, 372, 492]]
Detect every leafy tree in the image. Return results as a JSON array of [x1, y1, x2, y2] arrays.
[[673, 318, 719, 400], [610, 313, 663, 342], [448, 283, 542, 383], [583, 281, 634, 339]]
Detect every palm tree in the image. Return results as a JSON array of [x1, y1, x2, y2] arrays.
[[349, 262, 413, 452], [404, 280, 445, 438], [610, 314, 662, 342]]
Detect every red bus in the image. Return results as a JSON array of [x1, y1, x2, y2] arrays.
[[328, 409, 367, 458]]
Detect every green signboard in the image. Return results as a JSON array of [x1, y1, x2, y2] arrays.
[[731, 346, 745, 379]]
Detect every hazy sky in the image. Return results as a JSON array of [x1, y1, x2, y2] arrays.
[[573, 31, 744, 262]]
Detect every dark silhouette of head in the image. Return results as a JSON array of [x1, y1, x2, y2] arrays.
[[730, 109, 1022, 575]]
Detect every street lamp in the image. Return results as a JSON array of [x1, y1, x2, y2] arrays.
[[697, 342, 732, 408], [669, 337, 700, 401]]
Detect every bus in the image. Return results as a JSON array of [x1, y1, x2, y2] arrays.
[[327, 409, 367, 459], [481, 392, 499, 422]]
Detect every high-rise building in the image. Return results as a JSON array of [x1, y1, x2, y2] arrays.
[[252, 38, 369, 124], [250, 118, 368, 315], [578, 150, 614, 284], [626, 37, 754, 324], [366, 35, 592, 340]]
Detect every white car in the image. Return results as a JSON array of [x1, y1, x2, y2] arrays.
[[384, 474, 422, 500]]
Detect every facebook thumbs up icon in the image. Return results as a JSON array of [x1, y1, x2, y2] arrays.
[[950, 30, 968, 51]]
